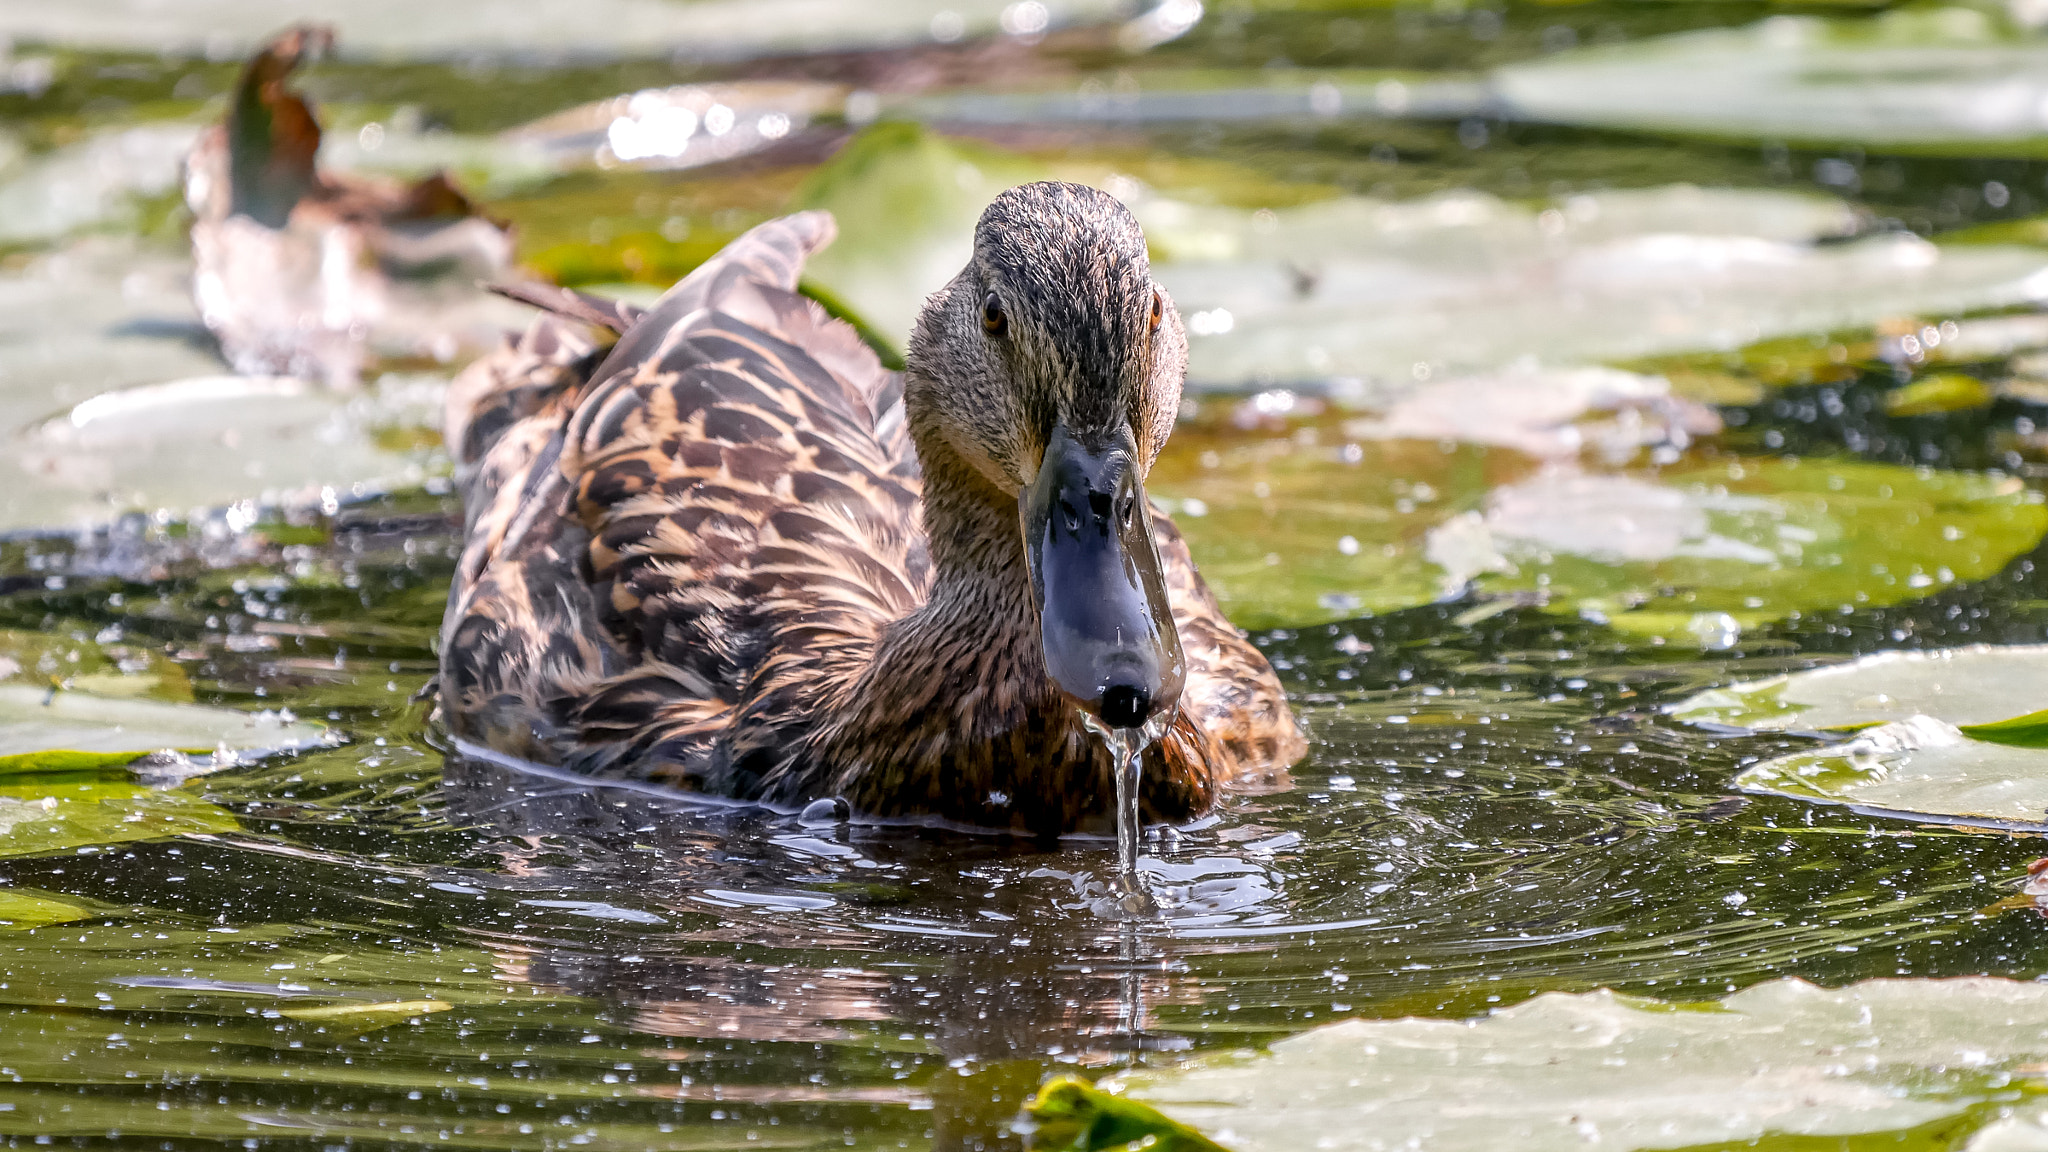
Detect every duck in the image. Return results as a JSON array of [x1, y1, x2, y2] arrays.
[[438, 182, 1304, 835], [184, 24, 513, 386]]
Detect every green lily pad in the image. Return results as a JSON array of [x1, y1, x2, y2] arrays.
[[1734, 715, 2048, 826], [1496, 9, 2048, 153], [1155, 434, 2048, 634], [792, 124, 2048, 394], [1111, 977, 2048, 1152], [0, 776, 242, 858], [1669, 645, 2048, 732], [0, 0, 1132, 63], [0, 683, 330, 856], [1671, 646, 2048, 825], [0, 683, 330, 770], [1462, 459, 2048, 640]]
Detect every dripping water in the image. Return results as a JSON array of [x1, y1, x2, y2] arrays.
[[1083, 710, 1173, 916]]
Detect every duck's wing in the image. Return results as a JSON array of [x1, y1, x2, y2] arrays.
[[441, 212, 926, 789], [1150, 507, 1305, 798]]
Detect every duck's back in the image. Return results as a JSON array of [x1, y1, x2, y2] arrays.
[[440, 213, 928, 788]]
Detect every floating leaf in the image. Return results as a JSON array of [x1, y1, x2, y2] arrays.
[[1155, 436, 2048, 633], [1669, 645, 2048, 732], [0, 685, 328, 856], [0, 778, 242, 859], [796, 122, 1043, 348], [1496, 9, 2048, 152], [9, 372, 452, 532], [0, 0, 1132, 63], [1115, 978, 2048, 1152], [1733, 714, 2048, 826], [1670, 646, 2048, 824], [0, 683, 329, 768]]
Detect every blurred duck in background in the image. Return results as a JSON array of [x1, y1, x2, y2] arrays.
[[183, 24, 513, 386]]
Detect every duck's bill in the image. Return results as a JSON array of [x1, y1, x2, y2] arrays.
[[1020, 423, 1187, 730]]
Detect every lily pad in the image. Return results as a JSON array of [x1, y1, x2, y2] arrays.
[[7, 373, 453, 532], [1105, 977, 2048, 1152], [1496, 9, 2048, 153], [1670, 646, 2048, 825], [0, 683, 329, 770], [1154, 435, 2048, 633], [1450, 459, 2048, 640], [1669, 645, 2048, 732], [797, 122, 1043, 348], [1734, 715, 2048, 826], [792, 124, 2048, 392]]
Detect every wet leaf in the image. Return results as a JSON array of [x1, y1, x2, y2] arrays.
[[1116, 978, 2048, 1152], [1024, 1076, 1230, 1152], [0, 0, 1133, 63], [1733, 715, 2048, 826], [0, 683, 329, 769], [1155, 439, 2048, 634], [1669, 645, 2048, 732], [0, 777, 241, 859], [1958, 708, 2048, 749], [797, 122, 1044, 348], [9, 373, 454, 532], [1671, 647, 2048, 824]]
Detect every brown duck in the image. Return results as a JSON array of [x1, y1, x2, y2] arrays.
[[185, 24, 511, 386], [439, 182, 1303, 835]]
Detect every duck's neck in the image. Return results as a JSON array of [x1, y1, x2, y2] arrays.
[[887, 431, 1044, 689], [815, 430, 1088, 820]]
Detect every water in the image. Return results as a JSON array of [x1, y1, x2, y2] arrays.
[[5, 3, 2048, 1149], [1079, 711, 1168, 917]]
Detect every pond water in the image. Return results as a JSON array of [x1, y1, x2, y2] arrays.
[[6, 2, 2048, 1149]]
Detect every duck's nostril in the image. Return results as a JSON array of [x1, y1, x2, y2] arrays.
[[1100, 683, 1150, 729]]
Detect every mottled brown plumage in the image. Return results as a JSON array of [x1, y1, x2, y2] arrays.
[[440, 185, 1303, 835]]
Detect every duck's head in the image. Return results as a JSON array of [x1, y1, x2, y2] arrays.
[[907, 181, 1188, 732]]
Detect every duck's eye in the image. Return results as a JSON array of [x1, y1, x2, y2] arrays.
[[1148, 289, 1163, 333], [982, 292, 1007, 337]]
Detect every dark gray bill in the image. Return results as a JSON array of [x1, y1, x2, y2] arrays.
[[1020, 423, 1186, 729]]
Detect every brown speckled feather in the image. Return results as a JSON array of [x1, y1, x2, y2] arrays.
[[440, 208, 1302, 834]]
